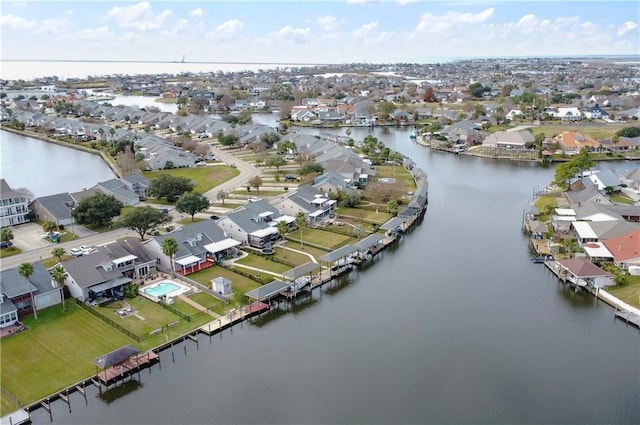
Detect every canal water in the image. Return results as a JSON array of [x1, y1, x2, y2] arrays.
[[22, 118, 639, 424], [0, 131, 117, 197]]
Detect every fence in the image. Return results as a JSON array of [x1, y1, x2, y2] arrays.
[[75, 299, 144, 343]]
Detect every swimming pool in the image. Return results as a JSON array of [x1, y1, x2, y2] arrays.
[[144, 282, 180, 298]]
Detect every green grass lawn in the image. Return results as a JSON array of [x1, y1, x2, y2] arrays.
[[177, 217, 205, 225], [275, 247, 317, 266], [188, 292, 228, 312], [278, 242, 329, 261], [375, 165, 417, 192], [187, 266, 261, 314], [287, 227, 355, 250], [529, 122, 637, 140], [0, 303, 133, 415], [95, 297, 185, 336], [235, 253, 292, 274], [0, 246, 22, 258], [606, 275, 640, 309], [336, 207, 393, 224], [143, 165, 240, 193], [170, 298, 203, 316], [609, 194, 634, 205], [534, 194, 561, 221]]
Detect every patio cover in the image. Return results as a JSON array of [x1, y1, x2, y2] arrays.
[[250, 227, 279, 238], [380, 216, 405, 231], [308, 210, 325, 218], [282, 262, 321, 281], [175, 255, 202, 266], [572, 221, 597, 239], [89, 276, 132, 293], [354, 233, 384, 251], [582, 242, 613, 259], [245, 280, 290, 301], [272, 215, 295, 224], [320, 245, 357, 263], [93, 345, 140, 369], [112, 254, 137, 265], [204, 238, 241, 254]]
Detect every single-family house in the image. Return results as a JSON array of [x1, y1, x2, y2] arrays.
[[556, 132, 601, 154], [555, 258, 614, 288], [0, 262, 62, 323], [0, 179, 33, 227], [482, 131, 534, 150], [217, 200, 287, 248], [272, 185, 337, 224], [601, 229, 640, 270], [564, 187, 612, 208], [30, 193, 75, 228]]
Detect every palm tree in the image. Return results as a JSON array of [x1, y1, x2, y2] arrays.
[[42, 220, 58, 234], [50, 265, 68, 312], [295, 211, 306, 247], [216, 189, 228, 206], [276, 220, 289, 258], [0, 227, 14, 244], [52, 247, 66, 262], [161, 237, 178, 276], [18, 262, 37, 320]]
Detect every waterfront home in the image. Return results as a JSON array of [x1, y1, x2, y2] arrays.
[[95, 174, 150, 205], [556, 131, 601, 154], [145, 220, 234, 274], [313, 171, 355, 194], [0, 179, 33, 227], [555, 258, 613, 288], [60, 250, 134, 303], [601, 229, 640, 271], [583, 170, 621, 191], [563, 187, 612, 208], [216, 200, 286, 248], [272, 185, 337, 224], [572, 219, 639, 245], [482, 130, 534, 150], [0, 261, 62, 322]]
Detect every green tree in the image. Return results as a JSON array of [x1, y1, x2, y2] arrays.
[[119, 206, 172, 241], [50, 265, 68, 312], [217, 133, 239, 146], [72, 193, 124, 226], [216, 189, 228, 206], [18, 262, 37, 320], [295, 211, 306, 247], [123, 282, 139, 298], [266, 156, 286, 172], [552, 148, 596, 189], [277, 220, 289, 258], [388, 199, 400, 216], [51, 247, 66, 262], [376, 101, 396, 118], [175, 192, 210, 221], [0, 227, 14, 244], [161, 237, 179, 276], [148, 174, 195, 202], [615, 126, 640, 138], [249, 176, 263, 193], [42, 220, 58, 233], [298, 162, 324, 176]]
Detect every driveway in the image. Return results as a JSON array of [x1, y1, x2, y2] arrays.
[[203, 145, 261, 200]]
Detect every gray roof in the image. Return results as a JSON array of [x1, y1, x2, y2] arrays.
[[93, 345, 141, 369], [320, 245, 357, 263], [0, 261, 56, 298], [282, 262, 321, 281], [101, 238, 155, 264], [225, 200, 281, 234], [61, 250, 125, 288], [354, 233, 384, 251], [380, 216, 406, 231], [122, 173, 150, 187], [0, 179, 29, 199], [564, 187, 609, 206], [33, 192, 74, 220], [0, 296, 17, 315], [153, 220, 226, 259], [245, 280, 290, 301]]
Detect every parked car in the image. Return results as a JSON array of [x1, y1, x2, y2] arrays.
[[284, 174, 299, 181], [69, 248, 84, 257], [0, 241, 13, 249], [248, 197, 262, 202], [210, 215, 220, 220], [79, 245, 94, 254], [195, 161, 207, 167]]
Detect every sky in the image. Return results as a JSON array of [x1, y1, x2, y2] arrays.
[[1, 1, 639, 65]]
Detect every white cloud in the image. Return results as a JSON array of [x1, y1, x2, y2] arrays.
[[0, 14, 37, 30], [317, 15, 339, 31], [36, 17, 71, 35], [617, 21, 638, 36], [74, 26, 113, 41], [106, 2, 172, 31], [353, 21, 378, 38], [206, 19, 244, 41], [396, 0, 416, 5], [347, 0, 369, 3], [276, 25, 311, 42], [160, 18, 189, 40], [415, 8, 494, 33], [190, 8, 204, 17]]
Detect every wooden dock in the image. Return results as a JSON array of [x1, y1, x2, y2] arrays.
[[97, 351, 159, 384], [199, 301, 269, 335], [614, 310, 640, 329]]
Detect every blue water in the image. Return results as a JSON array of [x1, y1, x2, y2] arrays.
[[143, 282, 179, 298]]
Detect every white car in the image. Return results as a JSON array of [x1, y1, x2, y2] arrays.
[[69, 248, 84, 257], [79, 245, 94, 254], [248, 197, 263, 203]]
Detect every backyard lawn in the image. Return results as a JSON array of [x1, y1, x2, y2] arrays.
[[606, 275, 640, 309], [286, 227, 355, 250], [375, 165, 417, 192], [188, 292, 228, 313], [336, 207, 393, 224], [0, 303, 133, 415], [235, 253, 292, 274], [143, 165, 240, 193], [188, 266, 262, 314]]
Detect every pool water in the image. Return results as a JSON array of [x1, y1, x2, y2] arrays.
[[144, 282, 180, 297]]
